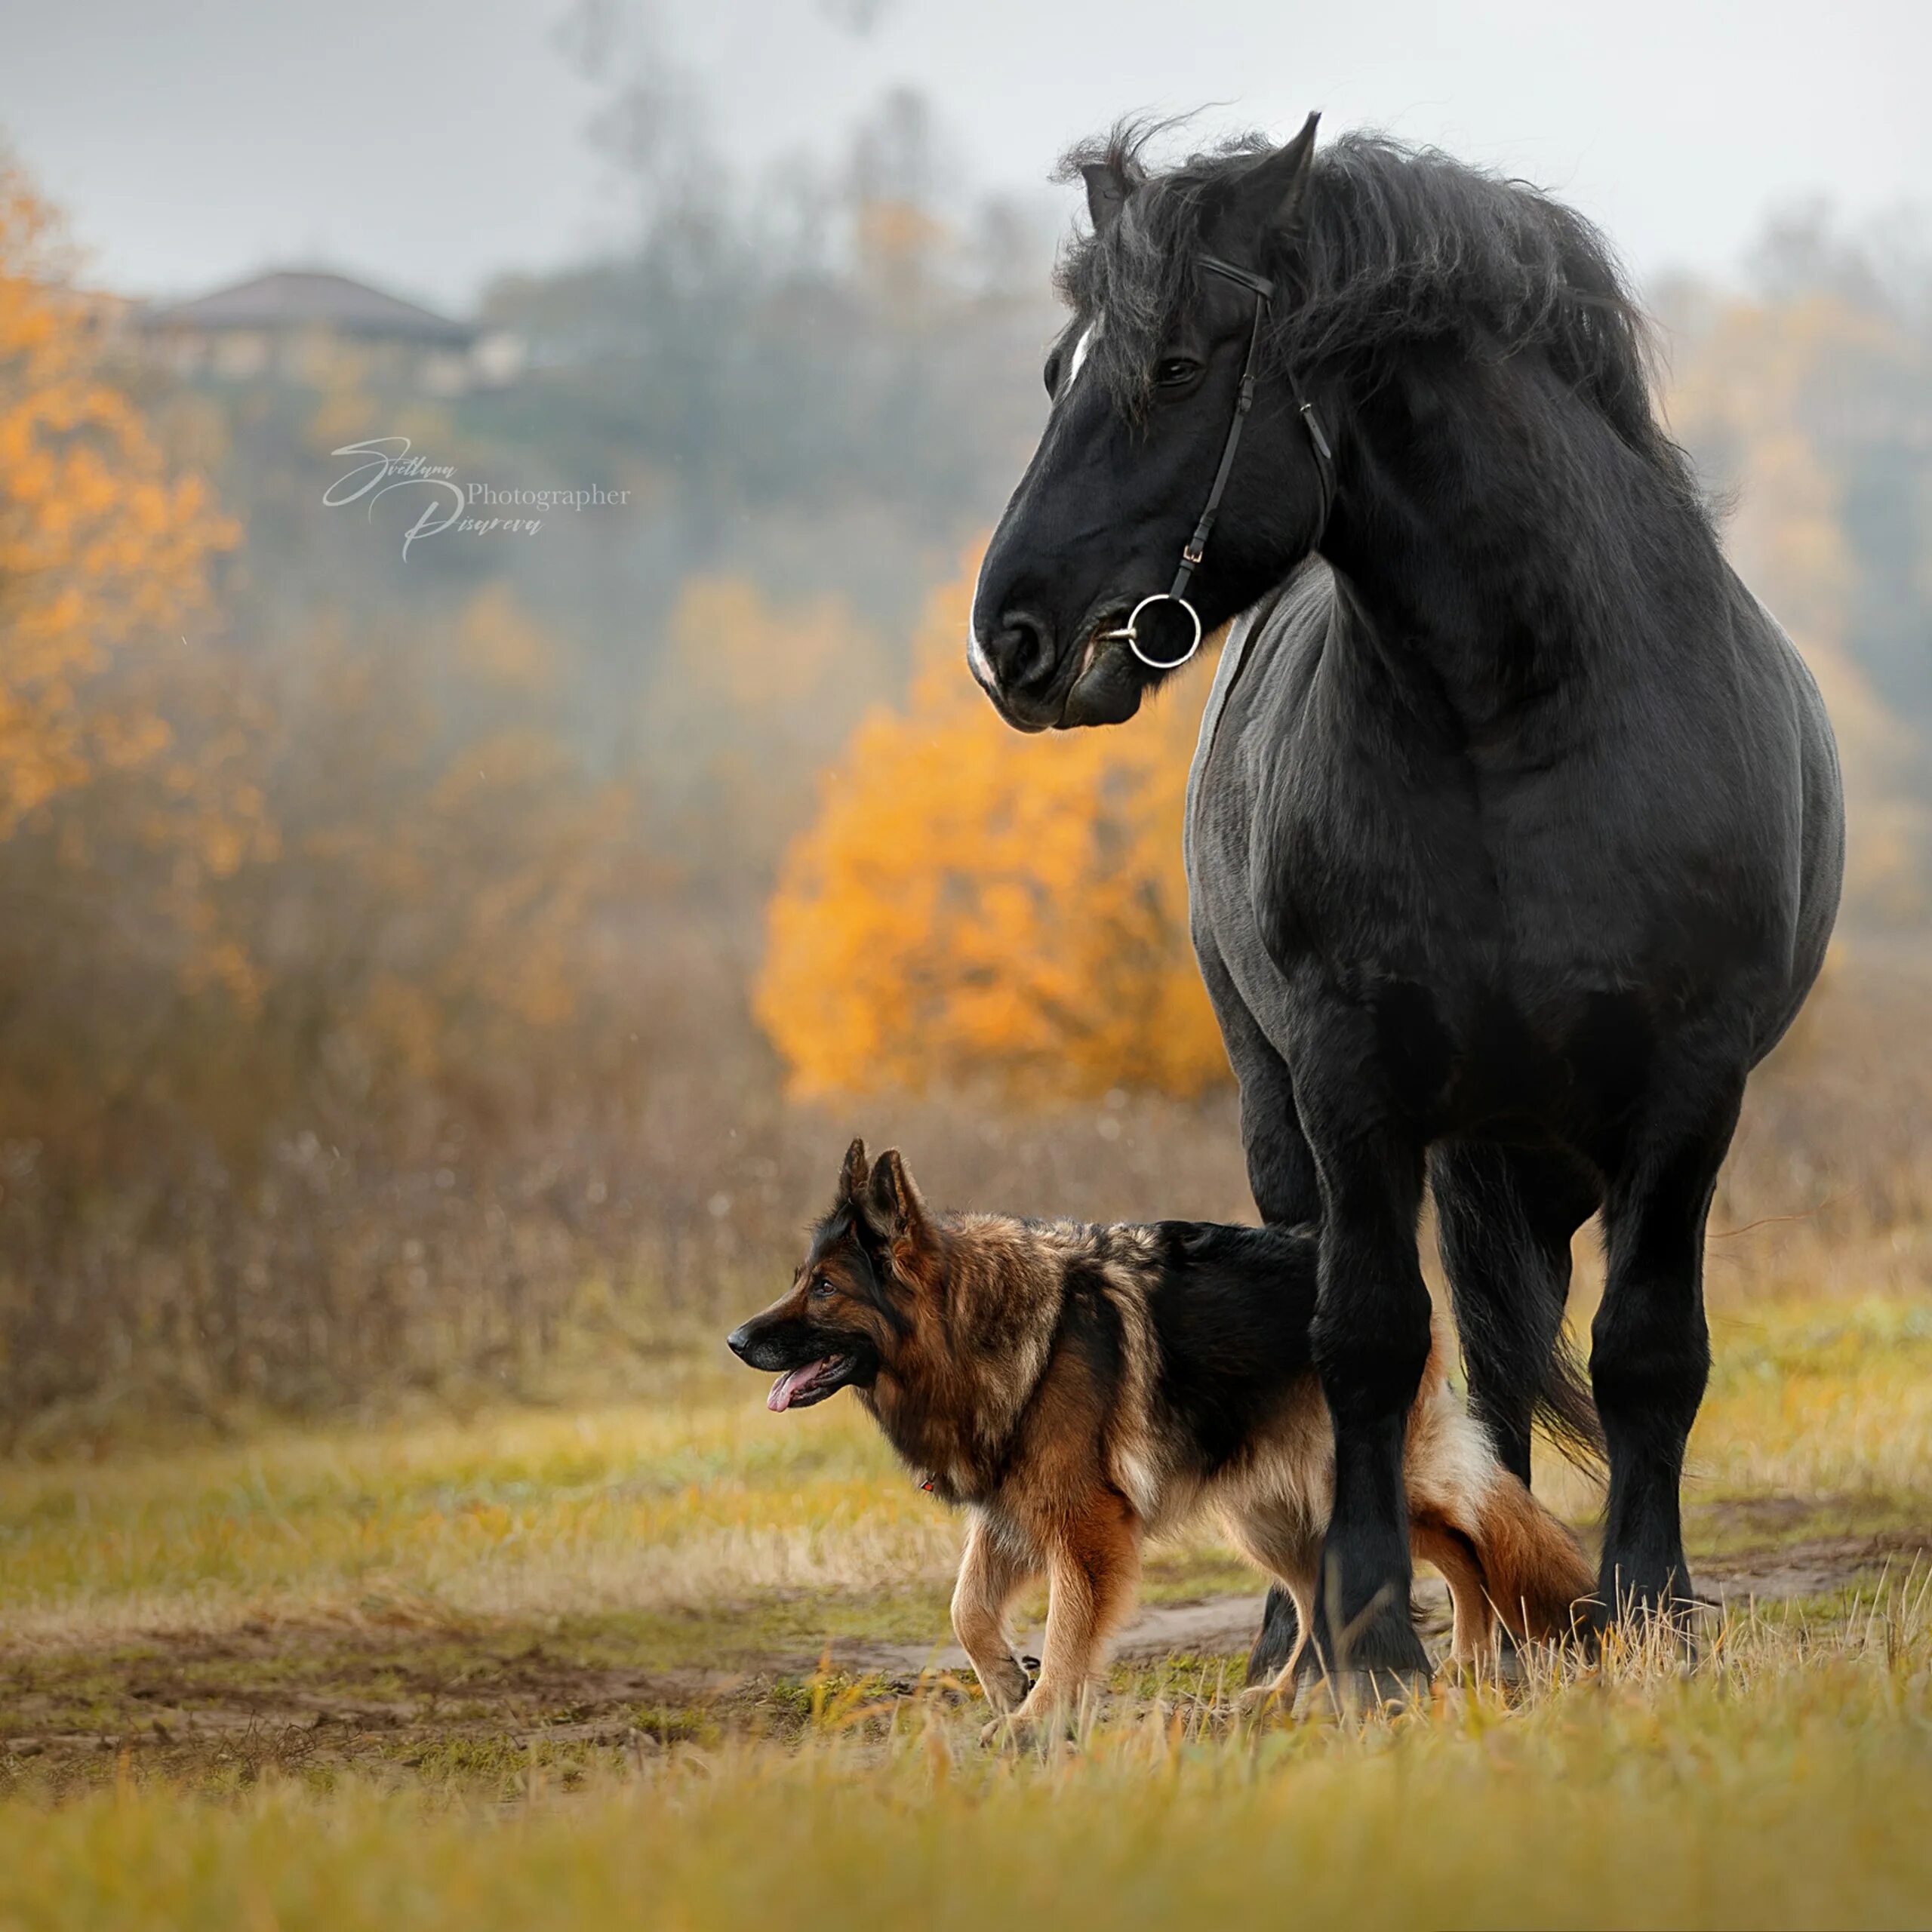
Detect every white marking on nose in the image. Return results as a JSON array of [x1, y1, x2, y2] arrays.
[[968, 540, 998, 685]]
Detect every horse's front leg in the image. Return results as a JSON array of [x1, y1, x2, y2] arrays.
[[1305, 1118, 1434, 1706], [1195, 933, 1319, 1686]]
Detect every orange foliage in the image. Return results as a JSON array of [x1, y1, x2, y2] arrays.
[[0, 164, 238, 834], [0, 154, 668, 1198], [756, 557, 1230, 1103]]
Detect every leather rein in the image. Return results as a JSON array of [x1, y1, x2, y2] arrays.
[[1100, 252, 1334, 672]]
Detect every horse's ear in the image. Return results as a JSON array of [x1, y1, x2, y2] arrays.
[[1081, 160, 1129, 235], [1229, 112, 1320, 240], [865, 1148, 931, 1246], [838, 1137, 870, 1204]]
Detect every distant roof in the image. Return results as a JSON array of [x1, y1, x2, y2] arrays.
[[139, 270, 475, 346]]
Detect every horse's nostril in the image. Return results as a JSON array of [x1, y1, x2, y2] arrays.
[[982, 611, 1057, 691]]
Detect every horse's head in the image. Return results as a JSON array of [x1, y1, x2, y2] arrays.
[[971, 115, 1333, 731]]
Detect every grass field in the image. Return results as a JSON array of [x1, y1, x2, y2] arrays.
[[1, 1294, 1930, 1928]]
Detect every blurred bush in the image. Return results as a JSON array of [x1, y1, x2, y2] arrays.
[[758, 558, 1226, 1103]]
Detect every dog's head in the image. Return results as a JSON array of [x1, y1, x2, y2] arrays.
[[727, 1139, 937, 1413]]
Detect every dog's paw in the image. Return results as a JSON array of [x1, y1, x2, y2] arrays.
[[979, 1715, 1024, 1751], [975, 1658, 1032, 1714], [979, 1703, 1072, 1753]]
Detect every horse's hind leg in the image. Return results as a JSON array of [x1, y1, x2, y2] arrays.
[[1432, 1143, 1600, 1487], [1592, 1072, 1743, 1623]]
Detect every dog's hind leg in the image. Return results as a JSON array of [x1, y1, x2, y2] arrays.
[[1222, 1507, 1322, 1715], [952, 1515, 1036, 1715], [1411, 1517, 1497, 1672]]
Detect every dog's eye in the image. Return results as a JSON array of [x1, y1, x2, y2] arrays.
[[810, 1276, 835, 1300], [1155, 356, 1201, 389]]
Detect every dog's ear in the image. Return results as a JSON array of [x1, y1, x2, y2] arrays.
[[836, 1137, 870, 1205], [863, 1148, 930, 1247]]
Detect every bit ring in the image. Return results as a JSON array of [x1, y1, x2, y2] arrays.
[[1099, 593, 1204, 671]]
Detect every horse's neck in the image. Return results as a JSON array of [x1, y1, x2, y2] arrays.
[[1315, 354, 1711, 731]]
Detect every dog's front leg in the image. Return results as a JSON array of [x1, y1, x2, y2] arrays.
[[983, 1495, 1140, 1749], [952, 1514, 1035, 1713]]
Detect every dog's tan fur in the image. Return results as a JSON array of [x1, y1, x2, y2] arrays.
[[734, 1143, 1593, 1734]]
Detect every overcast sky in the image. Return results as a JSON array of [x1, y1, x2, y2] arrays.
[[3, 0, 1928, 312]]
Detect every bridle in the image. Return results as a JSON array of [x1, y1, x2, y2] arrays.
[[1099, 252, 1335, 672]]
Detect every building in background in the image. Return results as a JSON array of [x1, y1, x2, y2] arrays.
[[134, 267, 524, 393]]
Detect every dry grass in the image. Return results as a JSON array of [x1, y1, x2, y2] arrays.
[[0, 1291, 1928, 1927], [4, 1297, 1927, 1652], [0, 1584, 1930, 1930], [0, 1374, 961, 1650]]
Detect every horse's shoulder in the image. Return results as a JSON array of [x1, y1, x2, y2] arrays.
[[1195, 565, 1331, 768]]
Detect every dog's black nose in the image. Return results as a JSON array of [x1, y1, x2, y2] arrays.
[[726, 1324, 752, 1361]]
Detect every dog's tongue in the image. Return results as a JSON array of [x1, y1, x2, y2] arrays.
[[768, 1358, 835, 1413]]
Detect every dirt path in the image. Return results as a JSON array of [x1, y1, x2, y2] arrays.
[[4, 1528, 1925, 1786], [824, 1528, 1932, 1680]]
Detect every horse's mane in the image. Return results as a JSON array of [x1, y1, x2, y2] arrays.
[[1054, 123, 1705, 515]]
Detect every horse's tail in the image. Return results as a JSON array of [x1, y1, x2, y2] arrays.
[[1534, 1326, 1606, 1469], [1455, 1278, 1606, 1472]]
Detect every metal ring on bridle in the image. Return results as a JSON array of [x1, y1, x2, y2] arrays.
[[1110, 593, 1204, 671]]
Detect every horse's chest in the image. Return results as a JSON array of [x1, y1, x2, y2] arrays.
[[1186, 671, 1650, 1126], [1190, 731, 1497, 975]]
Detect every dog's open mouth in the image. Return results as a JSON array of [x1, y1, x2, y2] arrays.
[[767, 1355, 855, 1413]]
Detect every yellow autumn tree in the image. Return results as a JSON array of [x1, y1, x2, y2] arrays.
[[0, 162, 238, 833], [757, 557, 1229, 1103]]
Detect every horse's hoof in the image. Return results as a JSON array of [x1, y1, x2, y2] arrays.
[[1291, 1666, 1427, 1721], [1491, 1639, 1528, 1688]]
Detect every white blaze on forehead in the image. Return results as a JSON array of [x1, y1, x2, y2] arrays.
[[1063, 321, 1099, 395]]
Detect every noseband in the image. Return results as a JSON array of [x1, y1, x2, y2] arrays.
[[1100, 253, 1335, 672]]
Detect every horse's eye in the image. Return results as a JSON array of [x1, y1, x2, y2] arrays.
[[1042, 352, 1063, 398], [1155, 357, 1201, 389]]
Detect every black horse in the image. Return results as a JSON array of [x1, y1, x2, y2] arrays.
[[968, 117, 1843, 1696]]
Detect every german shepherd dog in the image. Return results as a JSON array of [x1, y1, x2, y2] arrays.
[[728, 1142, 1593, 1735]]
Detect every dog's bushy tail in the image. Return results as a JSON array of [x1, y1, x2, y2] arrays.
[[1473, 1475, 1597, 1642]]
